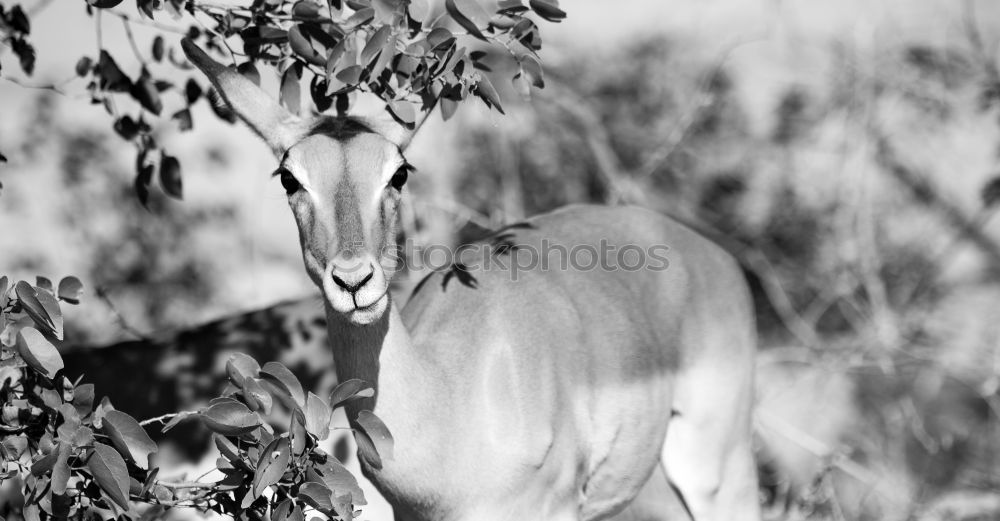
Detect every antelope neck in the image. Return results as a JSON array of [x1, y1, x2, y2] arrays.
[[325, 296, 413, 424]]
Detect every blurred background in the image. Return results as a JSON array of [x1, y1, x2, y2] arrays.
[[3, 0, 1000, 519]]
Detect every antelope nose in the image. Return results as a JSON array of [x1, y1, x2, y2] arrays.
[[330, 255, 375, 294]]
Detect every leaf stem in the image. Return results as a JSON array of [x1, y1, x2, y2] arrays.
[[138, 410, 197, 427], [121, 18, 147, 66]]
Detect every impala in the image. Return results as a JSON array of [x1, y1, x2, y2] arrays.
[[182, 40, 760, 521]]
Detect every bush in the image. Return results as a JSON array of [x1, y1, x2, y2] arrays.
[[0, 275, 384, 521]]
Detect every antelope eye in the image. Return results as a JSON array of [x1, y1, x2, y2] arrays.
[[389, 165, 409, 191], [277, 168, 300, 195]]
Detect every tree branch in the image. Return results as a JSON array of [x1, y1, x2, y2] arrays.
[[872, 130, 1000, 273]]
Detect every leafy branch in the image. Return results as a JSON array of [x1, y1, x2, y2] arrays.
[[0, 0, 564, 208], [0, 273, 391, 521]]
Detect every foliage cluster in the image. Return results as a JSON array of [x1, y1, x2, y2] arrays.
[[0, 0, 562, 204], [1, 274, 388, 521]]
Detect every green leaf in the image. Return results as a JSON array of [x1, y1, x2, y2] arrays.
[[292, 0, 322, 19], [16, 327, 63, 378], [260, 361, 305, 407], [102, 410, 157, 469], [74, 56, 93, 77], [498, 0, 526, 10], [345, 7, 374, 27], [387, 99, 415, 127], [8, 5, 30, 33], [131, 69, 163, 115], [528, 0, 565, 22], [335, 65, 363, 85], [12, 38, 35, 76], [280, 65, 302, 115], [135, 149, 155, 208], [361, 26, 392, 66], [159, 152, 182, 199], [982, 176, 1000, 208], [87, 442, 130, 509], [199, 401, 261, 436], [271, 499, 296, 521], [310, 458, 366, 506], [114, 116, 140, 141], [408, 0, 429, 22], [15, 281, 63, 339], [303, 392, 331, 440], [57, 403, 82, 439], [440, 97, 459, 121], [72, 383, 94, 417], [151, 36, 164, 62], [32, 450, 59, 476], [290, 409, 308, 456], [520, 54, 544, 88], [512, 72, 530, 100], [328, 379, 374, 409], [36, 276, 53, 294], [97, 50, 131, 92], [251, 437, 289, 498], [324, 39, 349, 80], [371, 33, 397, 78], [57, 276, 83, 304], [426, 27, 454, 49], [310, 76, 334, 112], [226, 353, 260, 388], [372, 0, 403, 24], [297, 482, 335, 515], [213, 434, 247, 469], [289, 24, 325, 66], [88, 0, 125, 7], [161, 411, 193, 433], [475, 74, 504, 114], [243, 377, 273, 414], [172, 108, 193, 131], [445, 0, 489, 40], [71, 426, 95, 448], [243, 26, 289, 45], [51, 443, 71, 495], [185, 78, 204, 104], [355, 410, 393, 469]]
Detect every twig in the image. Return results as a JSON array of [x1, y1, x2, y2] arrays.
[[95, 10, 104, 54], [153, 480, 218, 490], [539, 82, 634, 204], [872, 130, 1000, 271], [94, 287, 152, 342], [121, 18, 147, 66], [755, 409, 882, 488], [1, 76, 81, 98], [138, 410, 197, 427], [190, 10, 238, 66], [963, 0, 1000, 86], [104, 10, 189, 36]]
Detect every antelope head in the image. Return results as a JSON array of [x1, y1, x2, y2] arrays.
[[182, 40, 413, 326]]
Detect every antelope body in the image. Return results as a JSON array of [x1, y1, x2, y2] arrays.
[[183, 39, 760, 521]]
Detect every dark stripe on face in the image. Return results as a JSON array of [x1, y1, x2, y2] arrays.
[[308, 116, 374, 141], [334, 175, 364, 254]]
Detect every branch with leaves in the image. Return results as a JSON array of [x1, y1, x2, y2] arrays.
[[0, 273, 397, 521], [0, 0, 563, 205]]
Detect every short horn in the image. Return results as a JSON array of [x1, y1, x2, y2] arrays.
[[181, 38, 304, 155]]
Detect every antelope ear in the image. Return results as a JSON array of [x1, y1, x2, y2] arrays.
[[181, 39, 305, 155]]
